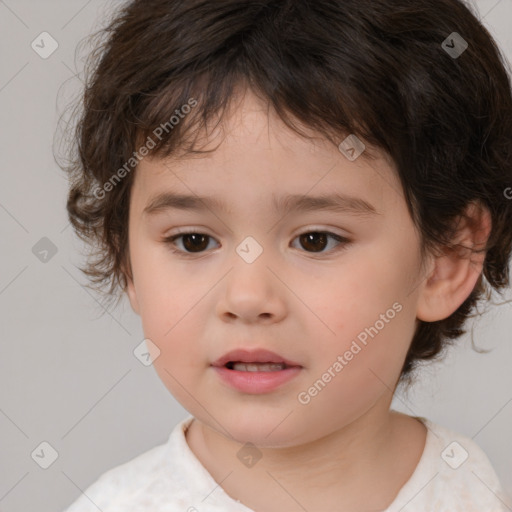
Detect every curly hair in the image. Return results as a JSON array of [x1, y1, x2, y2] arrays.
[[58, 0, 512, 382]]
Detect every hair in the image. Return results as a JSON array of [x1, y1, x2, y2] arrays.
[[58, 0, 512, 383]]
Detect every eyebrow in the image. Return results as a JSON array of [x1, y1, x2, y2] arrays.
[[143, 191, 380, 218]]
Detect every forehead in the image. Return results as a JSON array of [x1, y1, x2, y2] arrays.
[[130, 91, 404, 218]]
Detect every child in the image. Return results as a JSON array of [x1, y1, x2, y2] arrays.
[[61, 0, 512, 510]]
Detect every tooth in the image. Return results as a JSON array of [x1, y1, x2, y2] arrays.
[[232, 362, 285, 372]]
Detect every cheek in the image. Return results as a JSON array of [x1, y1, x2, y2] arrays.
[[298, 309, 412, 431], [132, 247, 203, 332], [132, 265, 210, 377], [308, 254, 415, 381]]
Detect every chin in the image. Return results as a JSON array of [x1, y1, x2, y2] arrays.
[[208, 405, 308, 448]]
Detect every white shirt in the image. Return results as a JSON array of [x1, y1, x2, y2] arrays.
[[63, 414, 511, 512]]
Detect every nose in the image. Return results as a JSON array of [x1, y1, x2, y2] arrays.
[[216, 249, 287, 324]]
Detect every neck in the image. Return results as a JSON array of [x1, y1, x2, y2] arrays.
[[185, 398, 426, 511]]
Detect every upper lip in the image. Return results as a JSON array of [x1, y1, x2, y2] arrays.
[[211, 348, 302, 368]]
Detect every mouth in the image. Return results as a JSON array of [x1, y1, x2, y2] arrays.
[[211, 348, 303, 393], [211, 348, 302, 370], [224, 361, 292, 372]]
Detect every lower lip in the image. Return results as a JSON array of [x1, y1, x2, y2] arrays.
[[212, 366, 302, 394]]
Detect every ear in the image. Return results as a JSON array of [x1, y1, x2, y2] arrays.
[[122, 255, 140, 316], [416, 201, 492, 322]]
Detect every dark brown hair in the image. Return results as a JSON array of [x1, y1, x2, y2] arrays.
[[58, 0, 512, 382]]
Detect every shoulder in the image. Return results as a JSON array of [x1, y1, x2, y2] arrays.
[[387, 417, 511, 512], [62, 416, 195, 512]]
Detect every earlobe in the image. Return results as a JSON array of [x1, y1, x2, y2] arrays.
[[123, 259, 140, 315], [416, 201, 492, 323], [126, 275, 140, 316]]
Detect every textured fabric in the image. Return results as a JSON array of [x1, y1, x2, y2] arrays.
[[63, 414, 511, 512]]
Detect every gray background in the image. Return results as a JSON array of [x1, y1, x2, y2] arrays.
[[0, 1, 511, 511]]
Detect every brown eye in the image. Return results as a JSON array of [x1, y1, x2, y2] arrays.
[[180, 233, 210, 252], [298, 232, 329, 252], [293, 231, 348, 254], [164, 232, 217, 254]]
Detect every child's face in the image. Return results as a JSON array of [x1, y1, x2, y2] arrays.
[[126, 91, 430, 446]]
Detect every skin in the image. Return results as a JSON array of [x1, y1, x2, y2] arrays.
[[124, 88, 491, 511]]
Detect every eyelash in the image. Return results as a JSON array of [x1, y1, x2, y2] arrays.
[[162, 229, 351, 257]]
